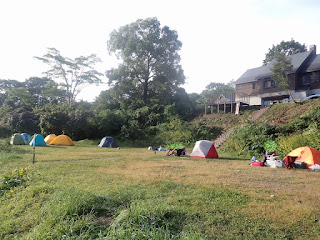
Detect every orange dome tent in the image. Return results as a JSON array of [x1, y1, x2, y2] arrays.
[[286, 146, 320, 167], [49, 134, 74, 146], [44, 134, 57, 144]]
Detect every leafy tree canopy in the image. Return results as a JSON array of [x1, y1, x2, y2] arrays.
[[263, 39, 306, 65], [106, 17, 185, 106], [271, 52, 296, 103], [201, 81, 235, 102], [35, 48, 104, 105]]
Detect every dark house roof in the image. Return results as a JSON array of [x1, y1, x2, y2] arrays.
[[235, 51, 314, 85], [307, 55, 320, 72]]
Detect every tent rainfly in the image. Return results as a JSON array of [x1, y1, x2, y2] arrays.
[[286, 146, 320, 167], [190, 140, 218, 159], [98, 136, 118, 148], [29, 134, 46, 146], [10, 133, 26, 145], [44, 134, 57, 144], [49, 135, 74, 146], [20, 133, 32, 144]]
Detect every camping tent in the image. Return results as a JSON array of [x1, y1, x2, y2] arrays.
[[49, 135, 74, 146], [44, 134, 57, 144], [98, 136, 118, 148], [29, 134, 46, 146], [286, 146, 320, 167], [21, 133, 31, 144], [10, 133, 25, 145], [190, 140, 218, 159]]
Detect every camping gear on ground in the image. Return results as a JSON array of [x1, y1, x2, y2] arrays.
[[44, 134, 57, 144], [157, 147, 166, 151], [266, 159, 284, 168], [251, 161, 264, 167], [98, 136, 118, 148], [283, 156, 297, 169], [309, 164, 320, 171], [29, 134, 46, 146], [166, 144, 185, 156], [10, 133, 26, 145], [250, 156, 264, 166], [190, 140, 218, 159], [294, 161, 307, 169], [49, 134, 74, 146], [20, 133, 32, 144], [285, 146, 320, 167]]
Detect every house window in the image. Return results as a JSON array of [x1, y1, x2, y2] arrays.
[[252, 82, 256, 90], [301, 75, 310, 85], [264, 80, 276, 88]]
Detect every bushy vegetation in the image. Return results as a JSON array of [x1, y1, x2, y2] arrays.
[[222, 100, 320, 156]]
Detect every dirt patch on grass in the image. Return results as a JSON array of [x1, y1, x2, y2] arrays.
[[95, 213, 114, 226]]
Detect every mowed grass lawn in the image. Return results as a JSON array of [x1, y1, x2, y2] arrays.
[[1, 141, 320, 239]]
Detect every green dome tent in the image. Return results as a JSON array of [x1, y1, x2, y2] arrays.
[[10, 133, 26, 145]]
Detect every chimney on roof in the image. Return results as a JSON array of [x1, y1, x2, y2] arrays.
[[309, 45, 316, 54]]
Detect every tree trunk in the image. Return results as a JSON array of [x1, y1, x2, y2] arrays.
[[143, 80, 148, 104]]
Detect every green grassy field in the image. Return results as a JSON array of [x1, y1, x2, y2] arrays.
[[1, 141, 320, 239]]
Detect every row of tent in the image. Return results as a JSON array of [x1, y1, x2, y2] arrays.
[[176, 141, 320, 168], [11, 133, 119, 148], [10, 133, 74, 146]]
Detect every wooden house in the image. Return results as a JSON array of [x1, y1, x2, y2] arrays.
[[234, 45, 320, 106]]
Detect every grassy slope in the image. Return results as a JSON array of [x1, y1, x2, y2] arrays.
[[1, 142, 320, 239], [258, 99, 320, 126]]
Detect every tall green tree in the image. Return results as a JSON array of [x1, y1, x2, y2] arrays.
[[0, 80, 24, 106], [271, 52, 296, 103], [25, 77, 67, 106], [106, 17, 185, 106], [201, 81, 235, 102], [35, 48, 104, 105], [263, 39, 306, 65]]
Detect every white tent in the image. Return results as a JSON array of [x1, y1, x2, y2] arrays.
[[190, 140, 218, 159]]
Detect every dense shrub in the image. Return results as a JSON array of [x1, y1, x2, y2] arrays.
[[188, 119, 223, 142], [276, 131, 320, 157], [221, 121, 279, 155]]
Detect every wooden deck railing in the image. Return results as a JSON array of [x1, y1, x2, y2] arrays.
[[205, 92, 250, 105]]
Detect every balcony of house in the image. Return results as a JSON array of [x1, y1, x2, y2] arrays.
[[204, 92, 250, 114]]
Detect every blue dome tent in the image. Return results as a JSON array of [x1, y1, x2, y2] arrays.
[[29, 134, 46, 146], [21, 133, 32, 144], [98, 136, 118, 148]]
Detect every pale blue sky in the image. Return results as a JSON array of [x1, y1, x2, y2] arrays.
[[0, 0, 320, 101]]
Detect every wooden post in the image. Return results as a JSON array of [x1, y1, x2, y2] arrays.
[[217, 103, 219, 113], [205, 104, 207, 114], [32, 133, 36, 164]]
